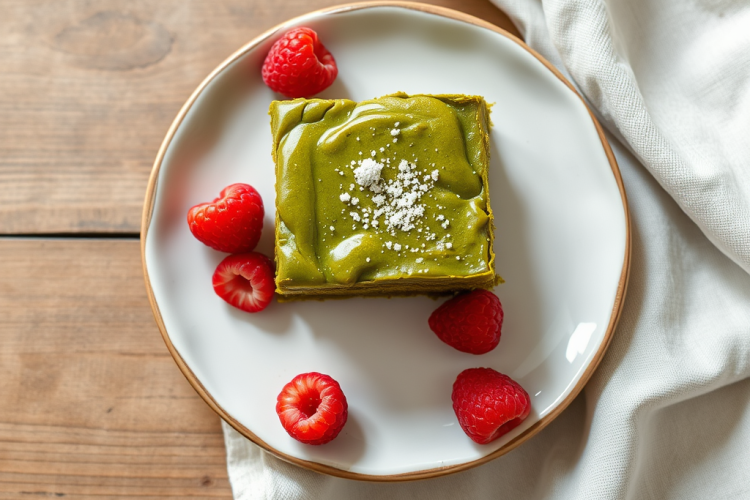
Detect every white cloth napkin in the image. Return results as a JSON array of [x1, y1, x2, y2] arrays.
[[223, 1, 750, 498]]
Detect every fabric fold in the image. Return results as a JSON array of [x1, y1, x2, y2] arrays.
[[508, 0, 750, 274]]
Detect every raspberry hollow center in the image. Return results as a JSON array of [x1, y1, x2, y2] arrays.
[[230, 271, 254, 292], [299, 395, 322, 419]]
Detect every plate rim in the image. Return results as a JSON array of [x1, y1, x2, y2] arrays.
[[140, 0, 631, 482]]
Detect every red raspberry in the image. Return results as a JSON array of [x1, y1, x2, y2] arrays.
[[428, 289, 504, 354], [212, 252, 275, 313], [451, 368, 531, 444], [187, 183, 264, 254], [276, 372, 348, 445], [261, 27, 337, 98]]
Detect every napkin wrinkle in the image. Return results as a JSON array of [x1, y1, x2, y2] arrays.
[[223, 421, 268, 500], [539, 0, 750, 274], [549, 137, 750, 500]]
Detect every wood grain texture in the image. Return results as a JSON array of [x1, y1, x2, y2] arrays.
[[0, 238, 231, 497], [0, 0, 519, 234]]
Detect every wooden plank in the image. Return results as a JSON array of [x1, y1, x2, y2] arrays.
[[0, 238, 232, 497], [0, 0, 519, 234]]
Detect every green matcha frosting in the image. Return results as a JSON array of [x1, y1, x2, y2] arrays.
[[270, 94, 495, 293]]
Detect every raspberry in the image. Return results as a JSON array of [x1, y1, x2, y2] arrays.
[[451, 368, 531, 444], [428, 289, 504, 354], [187, 183, 264, 254], [261, 27, 337, 98], [212, 252, 275, 313], [276, 372, 348, 445]]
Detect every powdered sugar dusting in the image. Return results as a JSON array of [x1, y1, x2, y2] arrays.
[[328, 120, 465, 256], [353, 158, 384, 188]]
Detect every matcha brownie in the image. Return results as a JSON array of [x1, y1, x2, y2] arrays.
[[270, 93, 497, 299]]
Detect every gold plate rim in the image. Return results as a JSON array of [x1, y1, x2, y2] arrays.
[[140, 1, 631, 482]]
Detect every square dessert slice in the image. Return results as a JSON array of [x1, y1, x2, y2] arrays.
[[270, 93, 496, 299]]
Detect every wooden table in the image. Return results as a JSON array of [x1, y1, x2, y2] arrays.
[[0, 1, 518, 496]]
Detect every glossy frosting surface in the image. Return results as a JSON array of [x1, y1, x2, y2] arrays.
[[271, 94, 494, 289]]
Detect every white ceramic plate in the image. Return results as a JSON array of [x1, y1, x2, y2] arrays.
[[142, 2, 629, 481]]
